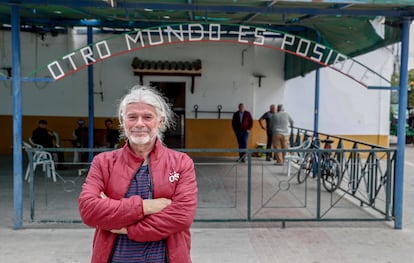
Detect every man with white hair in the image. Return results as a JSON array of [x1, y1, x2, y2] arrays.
[[79, 85, 198, 263]]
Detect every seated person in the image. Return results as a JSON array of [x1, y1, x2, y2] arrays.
[[31, 119, 66, 169], [72, 118, 89, 162], [104, 119, 120, 148]]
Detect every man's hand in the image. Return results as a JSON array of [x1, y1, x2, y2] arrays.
[[143, 198, 172, 215], [99, 192, 171, 234], [110, 227, 128, 235], [100, 192, 108, 199], [100, 192, 171, 215], [108, 200, 171, 234]]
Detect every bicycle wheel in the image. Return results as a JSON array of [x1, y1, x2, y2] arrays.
[[322, 157, 342, 192], [297, 152, 313, 184]]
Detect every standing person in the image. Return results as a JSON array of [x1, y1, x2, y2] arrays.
[[73, 118, 88, 148], [31, 119, 66, 169], [104, 118, 120, 148], [259, 104, 276, 161], [78, 85, 198, 263], [232, 103, 253, 162], [269, 104, 294, 165]]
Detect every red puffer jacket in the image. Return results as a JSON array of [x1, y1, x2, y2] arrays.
[[78, 139, 198, 263]]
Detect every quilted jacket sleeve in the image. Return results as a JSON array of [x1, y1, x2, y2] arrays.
[[127, 154, 198, 242], [78, 152, 145, 230]]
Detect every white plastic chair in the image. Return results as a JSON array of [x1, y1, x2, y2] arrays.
[[23, 141, 57, 182], [30, 132, 61, 162], [283, 138, 311, 177], [52, 131, 60, 147]]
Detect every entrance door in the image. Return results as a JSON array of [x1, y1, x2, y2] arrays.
[[150, 81, 186, 148]]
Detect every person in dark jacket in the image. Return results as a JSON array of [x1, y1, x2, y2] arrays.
[[232, 103, 253, 162], [259, 104, 276, 161], [104, 118, 120, 148], [31, 119, 65, 169]]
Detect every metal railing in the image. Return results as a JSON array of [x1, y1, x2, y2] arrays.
[[22, 132, 396, 225]]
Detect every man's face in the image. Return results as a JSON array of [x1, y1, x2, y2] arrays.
[[270, 105, 276, 113], [239, 104, 245, 112], [123, 102, 162, 146]]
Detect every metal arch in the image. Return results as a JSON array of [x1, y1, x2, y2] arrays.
[[28, 23, 392, 89]]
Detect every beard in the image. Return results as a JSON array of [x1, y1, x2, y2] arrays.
[[127, 129, 156, 145]]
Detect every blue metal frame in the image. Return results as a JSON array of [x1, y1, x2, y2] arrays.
[[11, 4, 23, 229], [7, 2, 412, 229], [313, 31, 321, 135], [394, 17, 410, 229], [87, 26, 95, 162], [0, 1, 412, 17], [0, 1, 413, 33]]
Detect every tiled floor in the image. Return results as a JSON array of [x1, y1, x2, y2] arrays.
[[1, 146, 413, 262]]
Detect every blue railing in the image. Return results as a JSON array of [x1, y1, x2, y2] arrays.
[[22, 130, 396, 225]]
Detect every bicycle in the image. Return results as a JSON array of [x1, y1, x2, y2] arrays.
[[296, 137, 342, 192]]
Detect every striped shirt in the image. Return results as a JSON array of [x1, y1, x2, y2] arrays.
[[110, 165, 167, 263]]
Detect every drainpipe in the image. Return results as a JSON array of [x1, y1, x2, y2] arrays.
[[394, 17, 410, 229], [11, 4, 23, 229]]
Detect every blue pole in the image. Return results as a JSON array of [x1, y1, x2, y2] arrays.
[[87, 26, 95, 162], [313, 32, 321, 136], [11, 4, 23, 229], [394, 17, 410, 229]]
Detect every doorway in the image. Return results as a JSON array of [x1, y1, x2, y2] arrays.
[[150, 81, 186, 148]]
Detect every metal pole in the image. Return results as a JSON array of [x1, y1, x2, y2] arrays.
[[247, 151, 251, 221], [11, 4, 23, 229], [314, 32, 321, 136], [394, 17, 410, 229], [87, 26, 95, 162]]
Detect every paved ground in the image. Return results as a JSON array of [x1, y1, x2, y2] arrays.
[[0, 145, 413, 263]]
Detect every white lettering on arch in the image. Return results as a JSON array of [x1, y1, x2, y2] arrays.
[[47, 61, 65, 80], [281, 34, 295, 50], [95, 40, 111, 59], [125, 30, 145, 50], [165, 25, 184, 42], [311, 43, 325, 62], [62, 52, 77, 70], [189, 24, 204, 41], [296, 39, 311, 57], [41, 23, 386, 88], [209, 24, 221, 41], [238, 25, 250, 43], [253, 28, 265, 46], [80, 46, 96, 65], [147, 27, 164, 46]]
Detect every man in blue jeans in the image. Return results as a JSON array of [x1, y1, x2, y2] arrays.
[[232, 103, 253, 162]]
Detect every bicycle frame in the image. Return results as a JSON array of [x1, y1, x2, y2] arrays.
[[297, 137, 342, 192]]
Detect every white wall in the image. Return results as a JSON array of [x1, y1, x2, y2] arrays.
[[284, 48, 393, 135], [0, 29, 393, 136]]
